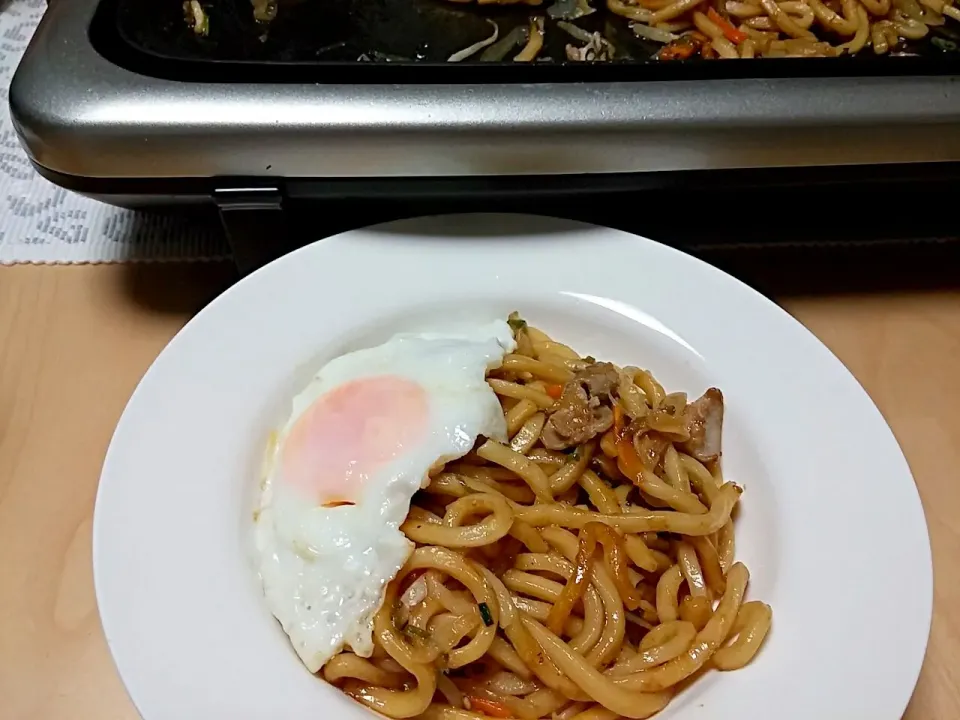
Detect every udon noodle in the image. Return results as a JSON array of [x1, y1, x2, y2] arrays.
[[229, 0, 959, 59], [609, 0, 960, 58], [323, 315, 772, 719], [444, 0, 959, 60]]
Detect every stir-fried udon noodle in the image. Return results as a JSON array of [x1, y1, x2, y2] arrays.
[[321, 315, 772, 719], [438, 0, 960, 61], [606, 0, 960, 59], [225, 0, 959, 60]]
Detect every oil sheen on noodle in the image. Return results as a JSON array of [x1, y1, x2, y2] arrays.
[[317, 315, 773, 720]]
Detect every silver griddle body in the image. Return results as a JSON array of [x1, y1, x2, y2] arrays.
[[11, 0, 960, 187]]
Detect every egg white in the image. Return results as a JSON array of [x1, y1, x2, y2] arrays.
[[254, 320, 516, 672]]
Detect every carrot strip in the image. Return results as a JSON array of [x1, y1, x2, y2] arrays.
[[545, 383, 564, 400], [658, 40, 698, 60], [466, 696, 513, 718], [614, 404, 626, 436], [708, 7, 748, 43], [616, 435, 645, 485], [586, 522, 645, 611], [546, 531, 595, 634]]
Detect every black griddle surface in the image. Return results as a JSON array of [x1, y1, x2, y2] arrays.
[[95, 0, 960, 80], [116, 0, 668, 63]]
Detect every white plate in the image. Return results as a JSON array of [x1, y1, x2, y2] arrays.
[[94, 214, 932, 720]]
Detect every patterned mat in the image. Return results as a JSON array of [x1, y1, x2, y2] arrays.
[[0, 0, 229, 263]]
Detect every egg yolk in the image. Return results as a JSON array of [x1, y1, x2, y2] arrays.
[[279, 375, 429, 507]]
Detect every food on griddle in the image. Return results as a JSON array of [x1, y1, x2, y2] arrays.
[[557, 20, 619, 57], [252, 0, 278, 21], [449, 19, 502, 60], [516, 17, 548, 58], [452, 0, 960, 59], [443, 14, 554, 60], [606, 0, 960, 58], [188, 0, 959, 60], [182, 0, 209, 36]]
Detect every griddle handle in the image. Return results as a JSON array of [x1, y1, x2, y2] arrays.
[[215, 188, 289, 275]]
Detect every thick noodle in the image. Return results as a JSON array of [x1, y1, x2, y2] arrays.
[[433, 0, 959, 59], [321, 317, 772, 719], [603, 0, 960, 59]]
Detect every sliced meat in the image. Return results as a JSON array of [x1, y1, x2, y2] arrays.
[[541, 383, 613, 450], [618, 415, 671, 473], [681, 388, 724, 463], [541, 363, 619, 450], [575, 362, 619, 400], [565, 33, 615, 62], [633, 430, 672, 471]]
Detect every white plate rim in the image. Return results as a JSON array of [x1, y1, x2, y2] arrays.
[[94, 213, 933, 720]]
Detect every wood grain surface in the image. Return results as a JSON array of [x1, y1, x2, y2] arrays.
[[0, 262, 956, 720]]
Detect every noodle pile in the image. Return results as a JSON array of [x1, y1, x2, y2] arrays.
[[608, 0, 960, 58], [322, 315, 772, 719], [444, 0, 959, 60]]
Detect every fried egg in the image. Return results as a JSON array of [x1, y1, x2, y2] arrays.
[[254, 320, 516, 672]]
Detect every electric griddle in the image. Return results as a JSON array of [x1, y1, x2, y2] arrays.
[[10, 0, 960, 271]]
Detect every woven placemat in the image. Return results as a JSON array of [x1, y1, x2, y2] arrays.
[[0, 0, 229, 264]]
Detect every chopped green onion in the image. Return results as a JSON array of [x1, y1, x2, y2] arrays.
[[404, 625, 432, 641], [933, 36, 959, 52], [507, 312, 527, 333], [478, 602, 494, 627]]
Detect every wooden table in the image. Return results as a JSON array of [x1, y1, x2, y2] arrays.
[[1, 262, 957, 719]]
